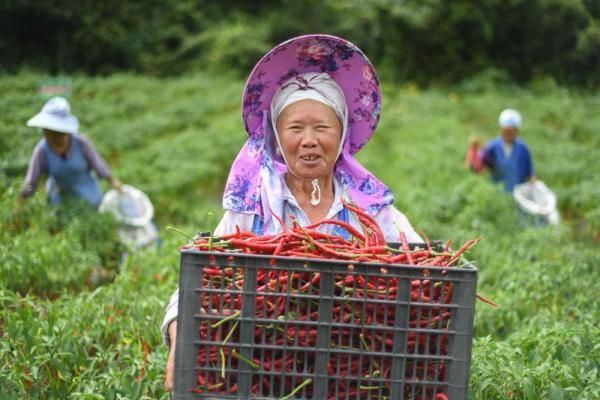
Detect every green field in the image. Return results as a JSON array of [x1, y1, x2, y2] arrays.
[[1, 72, 598, 399]]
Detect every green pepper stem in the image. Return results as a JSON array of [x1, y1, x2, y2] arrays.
[[166, 226, 195, 241], [231, 349, 260, 370], [211, 310, 241, 328], [281, 378, 313, 400]]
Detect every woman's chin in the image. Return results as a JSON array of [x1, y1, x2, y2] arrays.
[[289, 162, 333, 179], [288, 170, 331, 182]]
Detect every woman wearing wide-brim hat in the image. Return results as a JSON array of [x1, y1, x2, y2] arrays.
[[19, 96, 122, 208], [161, 34, 422, 392]]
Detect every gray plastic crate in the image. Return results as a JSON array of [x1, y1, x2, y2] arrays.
[[174, 245, 477, 400]]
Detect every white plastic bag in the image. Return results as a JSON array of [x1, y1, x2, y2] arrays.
[[513, 181, 560, 225], [100, 184, 159, 247], [99, 184, 154, 227], [116, 222, 159, 248]]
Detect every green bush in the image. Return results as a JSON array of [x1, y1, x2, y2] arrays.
[[0, 185, 124, 297]]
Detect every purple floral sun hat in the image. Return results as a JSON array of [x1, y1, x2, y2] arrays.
[[242, 34, 381, 153], [223, 34, 393, 225]]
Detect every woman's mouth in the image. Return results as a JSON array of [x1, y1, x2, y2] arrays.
[[300, 154, 320, 161], [300, 154, 321, 165]]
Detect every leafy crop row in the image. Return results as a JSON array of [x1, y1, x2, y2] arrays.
[[0, 72, 598, 399]]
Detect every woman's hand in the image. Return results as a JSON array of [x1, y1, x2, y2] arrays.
[[109, 176, 123, 192], [165, 320, 177, 392]]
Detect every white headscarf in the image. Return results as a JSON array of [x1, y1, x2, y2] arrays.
[[270, 73, 348, 205], [271, 72, 348, 160], [499, 109, 522, 129]]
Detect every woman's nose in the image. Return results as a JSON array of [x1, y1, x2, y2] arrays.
[[300, 129, 318, 147]]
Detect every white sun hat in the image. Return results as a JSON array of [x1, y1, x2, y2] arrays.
[[498, 108, 522, 129], [26, 96, 79, 135]]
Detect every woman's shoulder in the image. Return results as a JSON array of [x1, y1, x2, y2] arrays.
[[214, 210, 256, 236], [514, 138, 530, 149], [374, 204, 409, 225], [74, 133, 92, 145], [374, 204, 423, 244], [485, 136, 503, 147], [32, 139, 47, 156], [34, 137, 46, 148]]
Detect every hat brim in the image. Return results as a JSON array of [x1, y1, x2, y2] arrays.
[[242, 34, 381, 155], [26, 113, 79, 135]]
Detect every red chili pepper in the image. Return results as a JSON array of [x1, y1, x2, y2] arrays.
[[444, 283, 453, 304], [285, 250, 328, 259], [273, 237, 286, 256], [419, 228, 432, 253], [389, 253, 408, 263], [399, 231, 414, 265], [297, 272, 320, 292], [445, 237, 481, 266], [228, 239, 279, 252], [305, 218, 366, 242], [429, 255, 448, 266], [269, 205, 287, 233], [219, 228, 257, 240], [476, 293, 499, 307], [341, 198, 385, 245]]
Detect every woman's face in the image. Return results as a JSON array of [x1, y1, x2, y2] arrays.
[[276, 99, 342, 180], [501, 126, 518, 144], [43, 129, 70, 152]]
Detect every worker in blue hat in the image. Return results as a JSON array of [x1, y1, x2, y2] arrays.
[[19, 97, 122, 207], [480, 109, 537, 192]]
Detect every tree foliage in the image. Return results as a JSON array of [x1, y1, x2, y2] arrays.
[[1, 0, 598, 86]]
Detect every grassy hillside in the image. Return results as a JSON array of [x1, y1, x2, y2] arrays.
[[1, 72, 598, 399]]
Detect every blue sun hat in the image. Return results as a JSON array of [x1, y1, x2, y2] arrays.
[[26, 96, 79, 135]]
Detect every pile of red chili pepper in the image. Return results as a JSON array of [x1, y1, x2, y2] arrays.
[[182, 199, 492, 400], [184, 199, 479, 267]]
